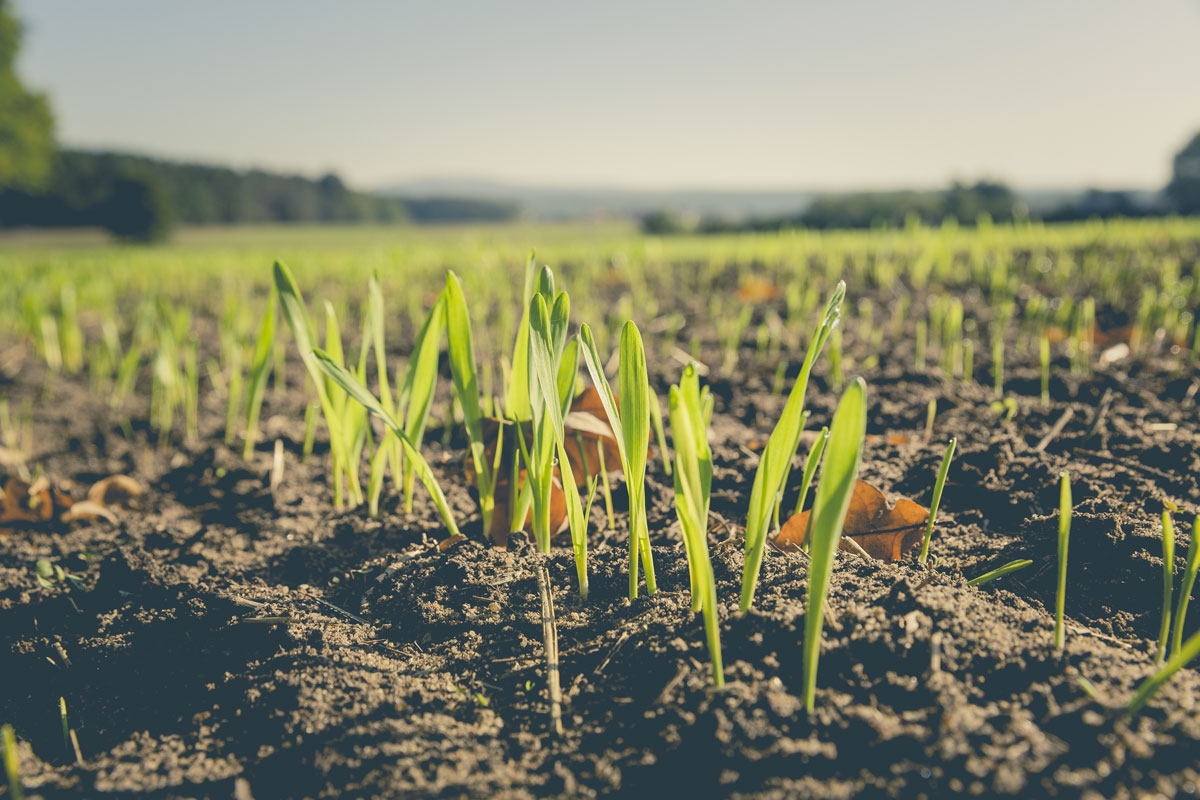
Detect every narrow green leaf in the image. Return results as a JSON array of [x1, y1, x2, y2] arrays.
[[312, 350, 460, 537], [802, 377, 867, 713]]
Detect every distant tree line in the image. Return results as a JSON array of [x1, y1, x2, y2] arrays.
[[0, 150, 519, 241], [645, 135, 1200, 235]]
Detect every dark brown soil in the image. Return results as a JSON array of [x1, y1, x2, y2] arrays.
[[2, 316, 1200, 799]]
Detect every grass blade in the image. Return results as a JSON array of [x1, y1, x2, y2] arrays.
[[1170, 517, 1200, 656], [1055, 471, 1072, 650], [445, 271, 494, 533], [312, 350, 460, 537], [741, 281, 845, 613], [966, 558, 1032, 587], [918, 436, 957, 565], [802, 376, 867, 713]]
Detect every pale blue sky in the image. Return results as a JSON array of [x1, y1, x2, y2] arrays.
[[14, 0, 1200, 190]]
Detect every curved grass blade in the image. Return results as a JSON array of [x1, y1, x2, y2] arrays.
[[312, 349, 460, 537]]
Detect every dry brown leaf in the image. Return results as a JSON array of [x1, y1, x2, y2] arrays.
[[1, 476, 74, 530], [486, 468, 569, 547], [775, 480, 929, 562], [61, 500, 118, 525], [88, 474, 144, 508], [437, 533, 467, 552]]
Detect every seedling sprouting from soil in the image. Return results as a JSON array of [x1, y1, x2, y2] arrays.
[[312, 352, 461, 538], [2, 724, 22, 800], [741, 281, 845, 613], [1155, 508, 1176, 665], [1127, 626, 1200, 716], [790, 426, 829, 519], [917, 437, 956, 566], [966, 558, 1032, 587], [668, 363, 723, 686], [527, 273, 596, 597], [241, 284, 276, 460], [274, 261, 364, 509], [802, 376, 867, 713], [1055, 471, 1072, 651], [579, 321, 656, 598], [1040, 334, 1051, 408], [1171, 517, 1200, 657], [445, 271, 498, 535]]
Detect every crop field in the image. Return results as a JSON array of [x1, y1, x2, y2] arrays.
[[2, 218, 1200, 798]]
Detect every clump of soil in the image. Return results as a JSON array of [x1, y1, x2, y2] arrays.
[[1, 318, 1199, 798]]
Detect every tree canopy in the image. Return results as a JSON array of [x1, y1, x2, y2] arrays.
[[1166, 132, 1200, 215], [0, 0, 54, 191]]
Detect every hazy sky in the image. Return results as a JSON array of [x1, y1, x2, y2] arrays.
[[14, 0, 1200, 191]]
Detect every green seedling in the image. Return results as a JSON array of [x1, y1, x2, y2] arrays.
[[312, 351, 460, 537], [2, 724, 21, 800], [966, 558, 1032, 586], [668, 364, 723, 686], [741, 281, 844, 613], [1156, 509, 1176, 665], [519, 268, 574, 553], [274, 261, 363, 509], [1170, 517, 1200, 657], [1040, 334, 1051, 408], [394, 292, 446, 513], [223, 338, 244, 446], [528, 281, 595, 597], [803, 377, 867, 713], [917, 437, 957, 565], [1127, 626, 1200, 715], [445, 271, 497, 535], [1055, 471, 1072, 650], [366, 271, 400, 514], [791, 426, 829, 518], [649, 390, 672, 476], [59, 697, 69, 759], [241, 285, 276, 459], [579, 321, 656, 598], [35, 559, 82, 591]]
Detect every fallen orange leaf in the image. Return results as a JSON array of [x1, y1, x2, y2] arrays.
[[775, 479, 929, 562], [736, 276, 781, 304]]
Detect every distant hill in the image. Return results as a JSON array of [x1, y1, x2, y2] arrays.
[[381, 178, 1163, 223], [380, 178, 819, 222]]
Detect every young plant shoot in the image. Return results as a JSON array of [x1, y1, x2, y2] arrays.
[[803, 376, 867, 713], [966, 558, 1032, 587], [1156, 508, 1176, 665], [668, 363, 723, 686], [1170, 517, 1200, 657], [917, 437, 957, 565], [741, 281, 845, 613], [241, 284, 276, 460], [579, 321, 656, 599], [1055, 472, 1072, 651], [1127, 625, 1200, 716], [791, 426, 829, 518], [274, 261, 363, 509], [445, 271, 497, 535], [312, 351, 461, 538], [526, 268, 595, 598]]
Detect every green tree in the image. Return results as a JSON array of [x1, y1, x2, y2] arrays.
[[0, 0, 54, 191], [1166, 132, 1200, 215]]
